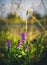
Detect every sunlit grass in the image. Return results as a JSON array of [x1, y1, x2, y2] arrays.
[[0, 12, 47, 65]]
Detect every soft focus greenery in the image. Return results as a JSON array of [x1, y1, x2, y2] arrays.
[[0, 12, 47, 65]]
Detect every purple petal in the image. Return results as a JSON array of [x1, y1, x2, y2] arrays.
[[17, 40, 22, 49]]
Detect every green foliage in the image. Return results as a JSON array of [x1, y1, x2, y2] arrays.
[[0, 12, 47, 65]]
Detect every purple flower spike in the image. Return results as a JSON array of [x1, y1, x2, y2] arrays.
[[6, 39, 11, 51], [17, 40, 22, 49], [21, 32, 26, 43]]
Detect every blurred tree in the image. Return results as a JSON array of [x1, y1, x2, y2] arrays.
[[32, 11, 42, 20]]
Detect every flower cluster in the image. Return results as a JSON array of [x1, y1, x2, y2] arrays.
[[21, 32, 26, 43], [25, 44, 30, 52], [6, 39, 11, 51], [25, 45, 29, 52], [6, 32, 30, 52], [17, 32, 26, 49], [17, 40, 22, 49], [17, 32, 31, 51]]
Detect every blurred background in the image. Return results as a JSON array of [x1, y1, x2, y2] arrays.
[[0, 0, 47, 65]]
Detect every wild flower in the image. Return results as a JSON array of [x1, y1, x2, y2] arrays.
[[17, 40, 22, 49], [6, 39, 11, 51], [21, 32, 26, 43], [25, 45, 29, 52], [25, 44, 31, 52]]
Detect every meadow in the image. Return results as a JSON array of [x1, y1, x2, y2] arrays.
[[0, 12, 47, 65]]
